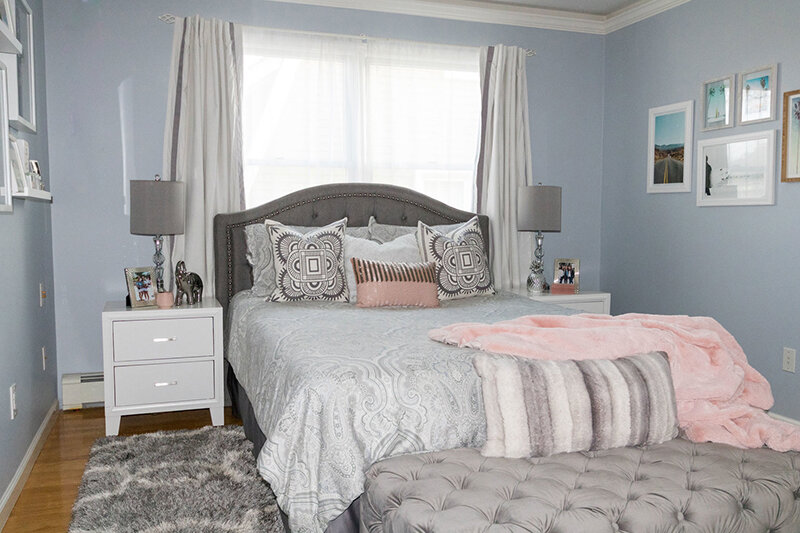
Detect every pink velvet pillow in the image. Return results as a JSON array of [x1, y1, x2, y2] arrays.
[[350, 257, 439, 308]]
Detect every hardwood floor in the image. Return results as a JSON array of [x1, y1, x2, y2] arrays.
[[3, 407, 241, 532]]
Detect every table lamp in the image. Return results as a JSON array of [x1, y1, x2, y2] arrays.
[[517, 184, 561, 295], [130, 175, 185, 292]]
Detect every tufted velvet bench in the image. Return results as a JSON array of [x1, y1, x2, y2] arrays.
[[361, 439, 800, 533]]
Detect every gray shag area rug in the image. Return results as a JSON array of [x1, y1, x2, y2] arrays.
[[69, 425, 284, 533]]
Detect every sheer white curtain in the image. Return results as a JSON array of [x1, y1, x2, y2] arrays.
[[242, 27, 481, 211], [162, 16, 244, 295], [476, 45, 533, 291]]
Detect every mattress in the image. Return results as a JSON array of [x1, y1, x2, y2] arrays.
[[226, 291, 572, 533], [361, 440, 800, 533]]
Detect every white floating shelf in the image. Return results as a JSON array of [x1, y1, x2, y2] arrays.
[[0, 21, 21, 54], [13, 187, 52, 201]]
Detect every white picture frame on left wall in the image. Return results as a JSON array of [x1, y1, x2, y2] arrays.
[[647, 100, 694, 193], [0, 62, 12, 213]]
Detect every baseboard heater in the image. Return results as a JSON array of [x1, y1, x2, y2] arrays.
[[62, 372, 104, 410]]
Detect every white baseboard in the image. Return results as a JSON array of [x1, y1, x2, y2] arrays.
[[767, 411, 800, 426], [0, 400, 58, 530]]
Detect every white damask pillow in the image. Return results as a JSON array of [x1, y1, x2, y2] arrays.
[[417, 216, 494, 300], [266, 218, 349, 302]]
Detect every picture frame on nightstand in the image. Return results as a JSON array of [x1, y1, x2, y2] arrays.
[[552, 258, 579, 294], [125, 266, 157, 308]]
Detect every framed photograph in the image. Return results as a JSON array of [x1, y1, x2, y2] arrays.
[[125, 266, 157, 308], [738, 64, 777, 125], [10, 0, 35, 132], [553, 258, 579, 291], [781, 89, 800, 182], [701, 75, 734, 131], [647, 100, 693, 193], [7, 133, 26, 192], [696, 129, 775, 207], [0, 0, 12, 34]]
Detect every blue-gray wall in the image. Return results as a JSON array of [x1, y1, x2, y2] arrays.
[[601, 0, 800, 418], [43, 0, 605, 394], [0, 0, 55, 505]]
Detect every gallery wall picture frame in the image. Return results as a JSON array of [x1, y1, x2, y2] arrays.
[[0, 0, 13, 35], [647, 100, 693, 194], [125, 266, 157, 308], [8, 131, 25, 192], [701, 74, 734, 131], [9, 0, 34, 132], [781, 89, 800, 183], [737, 64, 777, 126], [0, 62, 11, 213], [696, 129, 775, 207]]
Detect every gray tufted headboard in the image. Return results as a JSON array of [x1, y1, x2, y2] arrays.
[[213, 183, 490, 317]]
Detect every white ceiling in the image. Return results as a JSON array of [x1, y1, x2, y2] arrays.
[[480, 0, 641, 16]]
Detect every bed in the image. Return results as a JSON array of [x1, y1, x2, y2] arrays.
[[214, 184, 800, 533], [213, 184, 572, 532]]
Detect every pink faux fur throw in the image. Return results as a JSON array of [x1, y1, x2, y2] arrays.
[[430, 313, 800, 451]]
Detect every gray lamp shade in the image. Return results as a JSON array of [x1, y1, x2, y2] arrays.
[[517, 185, 562, 232], [130, 180, 186, 236]]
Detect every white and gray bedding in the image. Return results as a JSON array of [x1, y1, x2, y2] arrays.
[[225, 290, 573, 533]]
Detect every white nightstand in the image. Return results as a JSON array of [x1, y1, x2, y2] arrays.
[[101, 299, 224, 436], [524, 290, 611, 314]]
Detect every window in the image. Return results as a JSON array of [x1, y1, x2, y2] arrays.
[[242, 28, 481, 211]]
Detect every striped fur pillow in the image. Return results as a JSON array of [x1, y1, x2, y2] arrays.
[[350, 258, 439, 308], [473, 351, 679, 458]]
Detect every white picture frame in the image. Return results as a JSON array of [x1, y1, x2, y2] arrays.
[[8, 131, 25, 192], [0, 0, 12, 35], [647, 100, 693, 193], [8, 0, 34, 132], [0, 62, 11, 212], [701, 74, 734, 131], [696, 130, 775, 207], [737, 64, 777, 126]]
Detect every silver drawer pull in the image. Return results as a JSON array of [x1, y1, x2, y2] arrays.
[[154, 381, 178, 388], [153, 337, 177, 343]]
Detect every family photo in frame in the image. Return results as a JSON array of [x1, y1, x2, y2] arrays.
[[552, 258, 580, 294], [124, 266, 157, 308]]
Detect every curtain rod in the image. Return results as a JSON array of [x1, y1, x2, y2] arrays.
[[158, 13, 536, 56]]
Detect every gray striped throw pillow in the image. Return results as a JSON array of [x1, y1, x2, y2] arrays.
[[473, 351, 679, 458]]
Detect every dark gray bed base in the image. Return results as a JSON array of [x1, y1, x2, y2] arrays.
[[227, 363, 360, 533], [215, 184, 490, 533]]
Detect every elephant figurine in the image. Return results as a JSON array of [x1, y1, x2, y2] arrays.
[[175, 261, 203, 306]]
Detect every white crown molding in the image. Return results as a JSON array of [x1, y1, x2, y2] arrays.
[[269, 0, 692, 35], [605, 0, 692, 34]]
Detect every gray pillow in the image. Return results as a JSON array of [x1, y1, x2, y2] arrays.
[[245, 222, 368, 297], [367, 216, 462, 244], [417, 216, 494, 301], [266, 218, 349, 302], [343, 234, 422, 303], [473, 351, 679, 458]]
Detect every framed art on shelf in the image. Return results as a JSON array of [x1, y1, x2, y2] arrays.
[[696, 130, 775, 207], [8, 132, 26, 192], [781, 89, 800, 182], [701, 75, 734, 131], [125, 266, 157, 308], [647, 100, 693, 193], [738, 64, 777, 125], [552, 258, 579, 294]]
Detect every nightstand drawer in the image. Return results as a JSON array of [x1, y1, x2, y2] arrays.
[[559, 301, 606, 313], [114, 361, 215, 407], [113, 318, 214, 362]]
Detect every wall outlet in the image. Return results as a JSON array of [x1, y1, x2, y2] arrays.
[[42, 346, 46, 371], [9, 384, 16, 420], [782, 347, 796, 373]]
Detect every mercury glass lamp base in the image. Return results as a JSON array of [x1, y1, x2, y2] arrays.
[[527, 271, 548, 295]]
